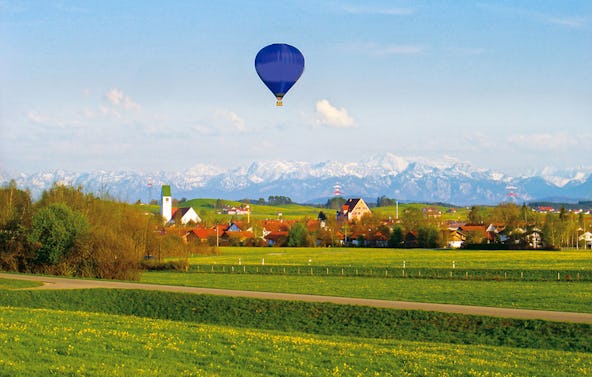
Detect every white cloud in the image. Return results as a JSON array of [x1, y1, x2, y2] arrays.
[[105, 88, 140, 111], [26, 111, 47, 124], [342, 5, 415, 16], [315, 99, 355, 128], [506, 133, 581, 150], [376, 45, 424, 55], [545, 16, 587, 29], [347, 42, 425, 55], [478, 4, 588, 29], [213, 109, 246, 132]]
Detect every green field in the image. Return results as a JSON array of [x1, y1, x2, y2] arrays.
[[1, 305, 590, 377], [187, 247, 592, 270], [0, 287, 591, 376], [141, 272, 592, 313], [2, 247, 592, 376], [0, 277, 42, 290]]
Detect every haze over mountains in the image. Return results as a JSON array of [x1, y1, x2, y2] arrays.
[[2, 154, 591, 205]]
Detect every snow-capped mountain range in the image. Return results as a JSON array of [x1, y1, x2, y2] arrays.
[[2, 154, 591, 205]]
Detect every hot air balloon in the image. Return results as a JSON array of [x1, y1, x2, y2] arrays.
[[255, 43, 305, 106]]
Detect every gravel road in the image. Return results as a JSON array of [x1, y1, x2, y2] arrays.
[[1, 272, 591, 324]]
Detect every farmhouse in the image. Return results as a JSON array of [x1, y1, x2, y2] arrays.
[[444, 228, 466, 248], [337, 198, 372, 223]]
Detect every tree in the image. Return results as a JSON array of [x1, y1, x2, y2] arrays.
[[492, 203, 521, 230], [467, 206, 486, 224], [326, 197, 345, 210], [417, 226, 441, 248], [376, 196, 395, 207], [0, 181, 34, 271], [388, 226, 404, 248], [401, 207, 425, 233], [30, 203, 89, 266], [287, 222, 311, 247]]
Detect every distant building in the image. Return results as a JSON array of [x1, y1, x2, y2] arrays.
[[337, 198, 372, 223], [161, 185, 172, 223], [171, 207, 202, 225], [161, 184, 201, 225]]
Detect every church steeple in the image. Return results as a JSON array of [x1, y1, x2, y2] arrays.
[[161, 185, 172, 223]]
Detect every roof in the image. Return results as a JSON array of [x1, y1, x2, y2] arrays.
[[189, 228, 217, 239], [344, 198, 361, 210], [161, 185, 171, 197]]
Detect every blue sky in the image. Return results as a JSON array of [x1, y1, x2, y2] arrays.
[[1, 1, 591, 175]]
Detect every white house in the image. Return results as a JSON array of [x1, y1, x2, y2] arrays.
[[579, 231, 592, 249], [171, 207, 202, 225]]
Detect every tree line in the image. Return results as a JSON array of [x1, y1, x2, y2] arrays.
[[0, 181, 168, 280]]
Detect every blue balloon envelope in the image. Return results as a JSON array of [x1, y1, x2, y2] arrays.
[[255, 43, 305, 106]]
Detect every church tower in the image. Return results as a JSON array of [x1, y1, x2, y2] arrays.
[[161, 185, 172, 223]]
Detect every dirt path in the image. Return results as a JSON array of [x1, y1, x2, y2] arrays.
[[2, 272, 591, 324]]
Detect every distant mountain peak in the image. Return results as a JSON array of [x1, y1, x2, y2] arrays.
[[2, 153, 591, 205]]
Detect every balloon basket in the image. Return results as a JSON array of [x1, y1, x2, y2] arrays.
[[276, 100, 283, 106]]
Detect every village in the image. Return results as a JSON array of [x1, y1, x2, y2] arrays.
[[158, 185, 592, 251]]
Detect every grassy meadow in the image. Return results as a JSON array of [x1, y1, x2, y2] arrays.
[[1, 289, 591, 376], [139, 247, 592, 312], [186, 247, 592, 270], [0, 278, 42, 290], [141, 272, 592, 313], [1, 305, 590, 377], [2, 247, 592, 376]]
